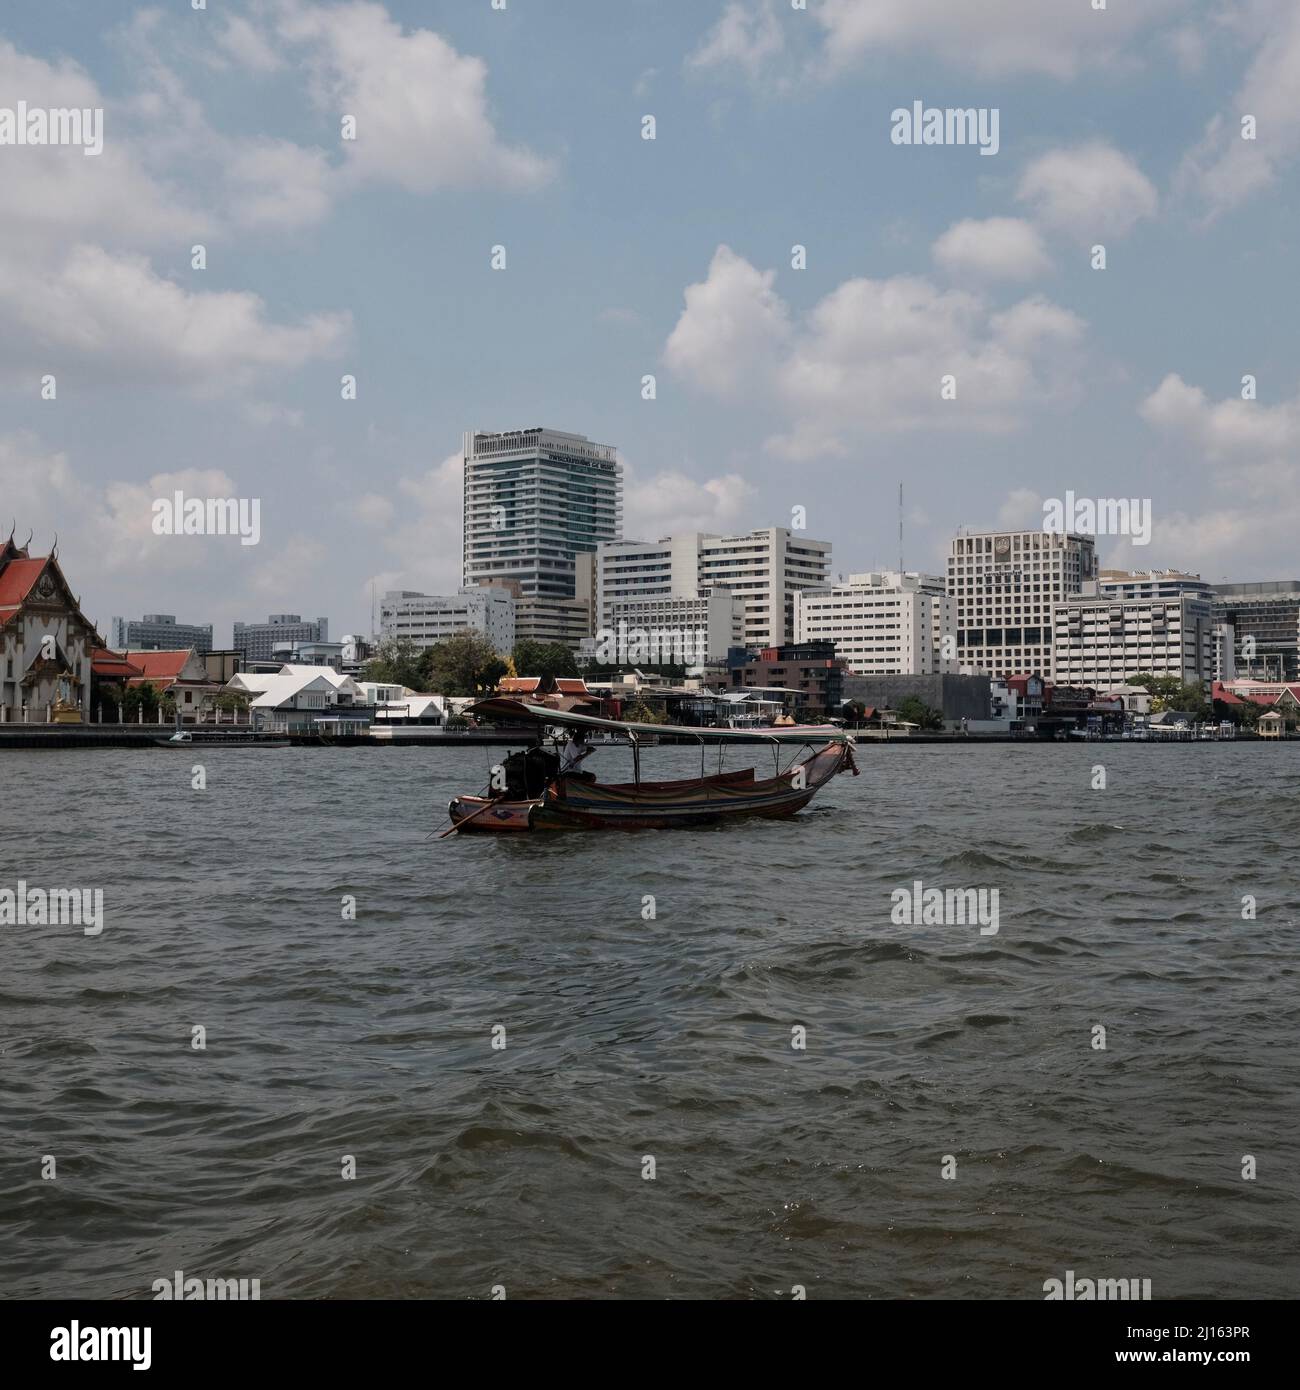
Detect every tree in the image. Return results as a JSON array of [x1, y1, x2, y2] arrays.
[[363, 636, 425, 690], [512, 640, 578, 681], [122, 681, 162, 721], [623, 696, 666, 724], [895, 694, 943, 730], [422, 631, 508, 696], [96, 680, 124, 722], [1132, 674, 1208, 717]]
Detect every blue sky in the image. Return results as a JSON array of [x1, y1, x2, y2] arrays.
[[2, 0, 1298, 642]]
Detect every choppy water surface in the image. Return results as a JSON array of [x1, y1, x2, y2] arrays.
[[2, 742, 1298, 1299]]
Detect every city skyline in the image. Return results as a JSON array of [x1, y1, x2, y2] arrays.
[[2, 1, 1298, 641]]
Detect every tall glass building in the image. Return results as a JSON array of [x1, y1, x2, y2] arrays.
[[462, 428, 621, 645]]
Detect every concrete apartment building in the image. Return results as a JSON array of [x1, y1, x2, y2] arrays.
[[948, 529, 1096, 675], [462, 427, 620, 649], [233, 615, 328, 664], [379, 586, 516, 656], [696, 528, 832, 650], [794, 570, 956, 675], [595, 533, 744, 664], [111, 614, 214, 654], [1051, 583, 1215, 687], [1098, 569, 1214, 601], [1211, 580, 1300, 680]]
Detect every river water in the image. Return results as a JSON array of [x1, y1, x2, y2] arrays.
[[2, 742, 1298, 1299]]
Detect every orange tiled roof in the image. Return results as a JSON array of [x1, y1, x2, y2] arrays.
[[123, 650, 194, 680], [92, 648, 145, 680], [0, 557, 46, 624]]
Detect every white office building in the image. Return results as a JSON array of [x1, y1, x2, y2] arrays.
[[1098, 569, 1214, 601], [1051, 584, 1214, 687], [948, 529, 1097, 675], [462, 427, 620, 645], [596, 534, 713, 629], [795, 571, 956, 675], [591, 589, 743, 667], [697, 528, 832, 650], [379, 585, 515, 655]]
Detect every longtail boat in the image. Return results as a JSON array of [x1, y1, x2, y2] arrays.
[[445, 699, 858, 834]]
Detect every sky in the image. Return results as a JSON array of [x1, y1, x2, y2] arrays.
[[1, 0, 1298, 644]]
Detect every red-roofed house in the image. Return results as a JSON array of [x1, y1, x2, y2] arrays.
[[0, 532, 102, 722], [123, 648, 225, 722]]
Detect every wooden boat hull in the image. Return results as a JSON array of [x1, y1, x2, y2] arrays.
[[448, 742, 854, 833]]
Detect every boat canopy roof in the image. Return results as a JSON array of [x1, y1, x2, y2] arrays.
[[466, 697, 849, 742]]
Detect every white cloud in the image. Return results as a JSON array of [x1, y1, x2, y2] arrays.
[[96, 469, 242, 573], [223, 138, 336, 230], [665, 247, 1087, 458], [996, 488, 1043, 530], [216, 15, 284, 73], [662, 245, 790, 397], [1178, 1, 1300, 214], [1017, 142, 1158, 240], [356, 453, 464, 599], [250, 535, 327, 598], [0, 245, 348, 389], [624, 465, 754, 539], [813, 0, 1179, 79], [687, 2, 785, 81], [353, 493, 396, 528], [932, 217, 1053, 282], [276, 0, 555, 193], [1140, 373, 1300, 470]]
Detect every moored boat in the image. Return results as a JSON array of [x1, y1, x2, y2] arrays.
[[445, 699, 858, 833]]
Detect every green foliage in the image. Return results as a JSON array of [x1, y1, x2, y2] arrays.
[[623, 697, 667, 724], [895, 694, 944, 730], [1132, 674, 1209, 717], [513, 640, 578, 681], [363, 636, 425, 690], [422, 631, 508, 697], [121, 681, 163, 720]]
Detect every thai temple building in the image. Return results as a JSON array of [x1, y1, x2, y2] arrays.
[[0, 530, 102, 723]]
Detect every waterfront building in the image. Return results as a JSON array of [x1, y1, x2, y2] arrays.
[[462, 427, 621, 646], [0, 532, 99, 722], [840, 672, 993, 728], [600, 590, 743, 666], [1211, 580, 1300, 681], [716, 640, 846, 716], [120, 648, 224, 720], [1051, 583, 1214, 687], [948, 529, 1097, 675], [794, 570, 956, 675], [233, 666, 372, 733], [233, 614, 329, 664], [698, 528, 832, 649], [379, 585, 515, 656], [1097, 569, 1212, 602], [596, 534, 714, 625], [111, 614, 213, 654]]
